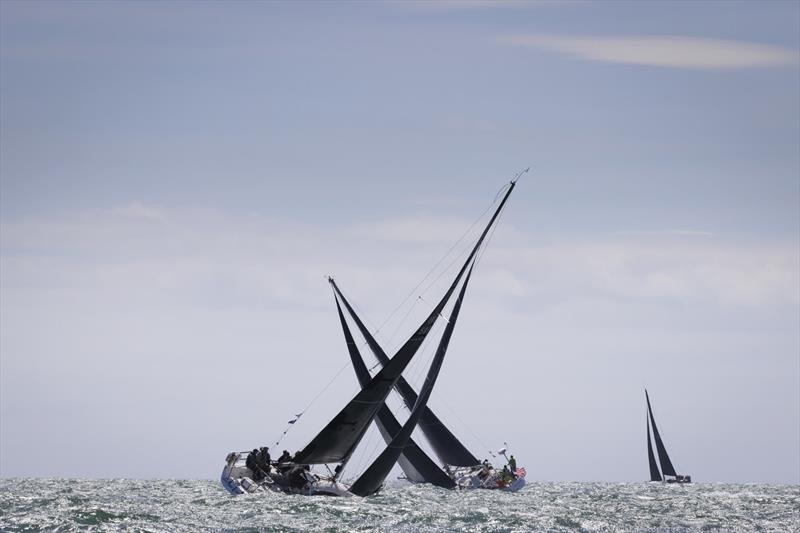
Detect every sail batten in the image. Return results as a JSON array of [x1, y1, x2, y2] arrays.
[[645, 389, 677, 478]]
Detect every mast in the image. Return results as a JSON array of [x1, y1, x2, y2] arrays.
[[332, 294, 455, 488], [336, 178, 518, 467], [348, 263, 475, 496], [645, 389, 677, 478], [647, 408, 662, 482]]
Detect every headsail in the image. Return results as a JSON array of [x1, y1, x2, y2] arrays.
[[647, 410, 662, 482], [336, 179, 517, 467], [349, 263, 476, 496], [645, 389, 677, 477], [332, 294, 455, 488]]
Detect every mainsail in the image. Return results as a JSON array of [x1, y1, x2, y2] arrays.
[[348, 264, 475, 496], [647, 412, 662, 482], [337, 179, 517, 467], [332, 294, 455, 488], [645, 389, 677, 477]]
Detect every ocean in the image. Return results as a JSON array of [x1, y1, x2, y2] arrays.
[[0, 479, 797, 532]]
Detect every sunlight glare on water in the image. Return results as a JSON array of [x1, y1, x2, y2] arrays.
[[1, 479, 798, 532]]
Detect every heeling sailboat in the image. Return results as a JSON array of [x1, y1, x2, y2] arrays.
[[220, 173, 525, 497], [645, 389, 691, 484], [330, 177, 526, 491]]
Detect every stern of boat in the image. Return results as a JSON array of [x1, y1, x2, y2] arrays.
[[505, 475, 526, 492], [220, 452, 259, 495]]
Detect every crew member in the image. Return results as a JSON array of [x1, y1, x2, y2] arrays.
[[257, 447, 271, 476], [246, 449, 261, 480]]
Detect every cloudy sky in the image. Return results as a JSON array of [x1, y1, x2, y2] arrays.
[[1, 1, 798, 484]]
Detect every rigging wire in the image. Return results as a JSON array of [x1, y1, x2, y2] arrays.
[[380, 184, 508, 346], [363, 182, 509, 341], [272, 358, 352, 447], [382, 296, 420, 354], [399, 314, 446, 408]]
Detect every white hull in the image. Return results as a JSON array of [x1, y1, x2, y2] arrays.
[[449, 465, 527, 492], [220, 453, 353, 497]]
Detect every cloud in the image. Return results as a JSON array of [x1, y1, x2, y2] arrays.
[[353, 213, 488, 245], [2, 207, 796, 314], [498, 34, 800, 70], [488, 239, 799, 308]]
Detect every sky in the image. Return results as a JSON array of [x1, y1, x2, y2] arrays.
[[0, 0, 798, 484]]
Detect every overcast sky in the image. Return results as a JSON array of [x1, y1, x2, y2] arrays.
[[1, 0, 798, 484]]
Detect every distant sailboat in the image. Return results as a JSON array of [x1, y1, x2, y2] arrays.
[[645, 389, 691, 484]]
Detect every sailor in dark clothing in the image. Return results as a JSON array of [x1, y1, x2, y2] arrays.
[[259, 447, 271, 465], [257, 447, 271, 477], [277, 450, 293, 474], [508, 455, 517, 474], [278, 450, 292, 464], [246, 449, 262, 481]]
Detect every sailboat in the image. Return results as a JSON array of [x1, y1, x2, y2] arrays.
[[646, 389, 691, 484], [220, 172, 527, 496]]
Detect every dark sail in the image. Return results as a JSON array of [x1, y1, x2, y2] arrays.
[[647, 411, 662, 482], [292, 234, 479, 466], [332, 296, 455, 489], [645, 389, 677, 477], [349, 264, 475, 496], [333, 281, 479, 467], [333, 180, 517, 467]]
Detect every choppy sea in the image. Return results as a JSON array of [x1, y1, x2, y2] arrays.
[[0, 479, 797, 532]]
